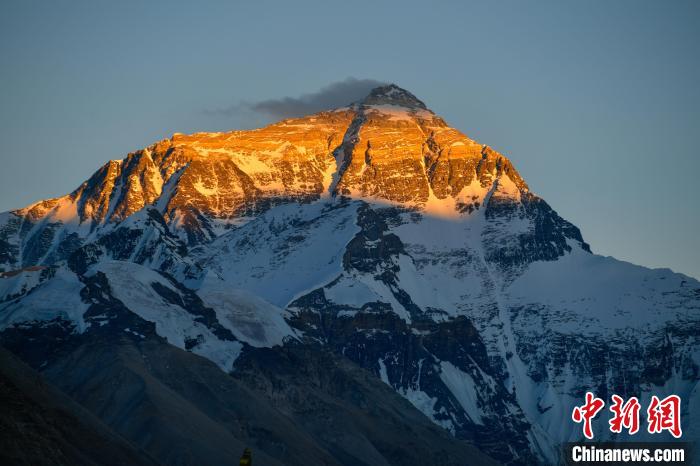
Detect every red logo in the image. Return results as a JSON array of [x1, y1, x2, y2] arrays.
[[572, 392, 606, 440], [647, 395, 682, 438], [572, 393, 682, 440], [609, 395, 641, 435]]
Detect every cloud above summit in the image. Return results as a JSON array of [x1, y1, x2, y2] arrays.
[[207, 78, 386, 120]]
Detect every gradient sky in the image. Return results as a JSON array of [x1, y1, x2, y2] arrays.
[[1, 0, 698, 278]]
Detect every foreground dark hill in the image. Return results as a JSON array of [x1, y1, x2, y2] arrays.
[[0, 347, 158, 466], [1, 85, 698, 465]]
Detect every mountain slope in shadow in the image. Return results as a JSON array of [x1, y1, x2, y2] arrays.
[[2, 322, 498, 466], [0, 346, 158, 466]]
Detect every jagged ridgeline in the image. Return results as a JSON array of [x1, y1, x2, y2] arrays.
[[1, 85, 698, 466]]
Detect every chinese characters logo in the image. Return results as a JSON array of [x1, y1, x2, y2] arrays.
[[571, 393, 681, 439]]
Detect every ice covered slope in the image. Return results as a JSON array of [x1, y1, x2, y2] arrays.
[[199, 196, 699, 464], [1, 84, 698, 465]]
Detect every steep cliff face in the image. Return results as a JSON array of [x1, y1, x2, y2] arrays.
[[1, 85, 698, 465], [332, 86, 528, 212], [0, 84, 540, 271], [0, 107, 354, 261]]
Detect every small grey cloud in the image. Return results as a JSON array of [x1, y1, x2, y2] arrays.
[[206, 77, 386, 120]]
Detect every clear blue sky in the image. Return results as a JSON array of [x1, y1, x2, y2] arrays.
[[1, 0, 698, 278]]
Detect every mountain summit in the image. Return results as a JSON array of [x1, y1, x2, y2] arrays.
[[1, 85, 539, 245], [1, 86, 698, 466], [359, 84, 428, 109]]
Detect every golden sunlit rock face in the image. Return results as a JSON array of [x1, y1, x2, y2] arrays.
[[51, 109, 355, 242], [12, 85, 530, 242], [333, 102, 528, 208]]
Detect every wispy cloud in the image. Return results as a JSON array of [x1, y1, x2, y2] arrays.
[[206, 77, 386, 120]]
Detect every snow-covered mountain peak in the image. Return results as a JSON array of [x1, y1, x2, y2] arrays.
[[1, 86, 697, 466]]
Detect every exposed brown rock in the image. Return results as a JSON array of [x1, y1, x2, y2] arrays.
[[7, 85, 530, 245]]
